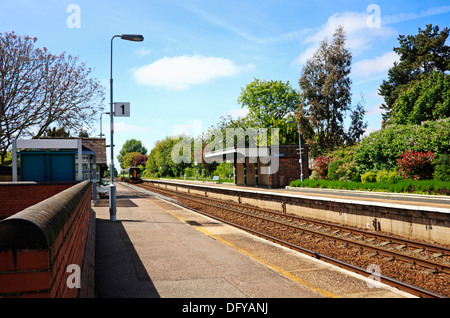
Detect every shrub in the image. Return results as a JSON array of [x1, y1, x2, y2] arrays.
[[313, 156, 334, 179], [433, 154, 450, 181], [289, 178, 449, 195], [134, 155, 148, 167], [183, 167, 196, 178], [309, 170, 318, 180], [397, 149, 435, 180], [376, 169, 400, 183], [361, 171, 376, 183], [336, 161, 360, 182], [354, 118, 450, 174], [327, 159, 343, 180]]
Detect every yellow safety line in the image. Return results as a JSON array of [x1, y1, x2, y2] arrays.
[[147, 198, 339, 298]]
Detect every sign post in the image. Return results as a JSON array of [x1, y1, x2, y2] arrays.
[[114, 102, 130, 117]]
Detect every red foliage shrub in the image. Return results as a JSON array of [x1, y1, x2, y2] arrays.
[[313, 156, 335, 179], [134, 155, 148, 167], [397, 149, 435, 180]]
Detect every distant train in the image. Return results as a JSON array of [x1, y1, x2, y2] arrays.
[[120, 166, 142, 183]]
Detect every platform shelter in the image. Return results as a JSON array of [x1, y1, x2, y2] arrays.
[[204, 145, 309, 188]]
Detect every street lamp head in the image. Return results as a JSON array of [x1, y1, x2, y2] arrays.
[[120, 34, 144, 42]]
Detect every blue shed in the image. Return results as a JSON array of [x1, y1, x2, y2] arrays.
[[19, 151, 76, 182]]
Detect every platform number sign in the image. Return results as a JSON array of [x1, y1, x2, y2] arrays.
[[114, 102, 130, 117]]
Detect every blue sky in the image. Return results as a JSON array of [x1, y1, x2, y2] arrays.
[[1, 0, 450, 168]]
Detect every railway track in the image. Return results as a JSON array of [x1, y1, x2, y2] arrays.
[[130, 181, 450, 298]]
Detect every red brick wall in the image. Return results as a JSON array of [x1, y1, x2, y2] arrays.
[[0, 181, 94, 298], [271, 145, 309, 188], [0, 182, 77, 219]]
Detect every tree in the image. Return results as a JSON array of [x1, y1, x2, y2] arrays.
[[237, 78, 300, 145], [45, 127, 70, 137], [0, 31, 105, 164], [346, 97, 368, 146], [134, 154, 148, 167], [122, 152, 142, 168], [379, 24, 450, 122], [145, 136, 189, 177], [298, 26, 365, 157], [118, 139, 148, 168], [390, 71, 450, 125]]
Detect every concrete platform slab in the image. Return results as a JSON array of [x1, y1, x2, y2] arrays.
[[94, 182, 414, 299]]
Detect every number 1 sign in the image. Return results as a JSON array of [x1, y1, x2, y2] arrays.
[[114, 102, 130, 117]]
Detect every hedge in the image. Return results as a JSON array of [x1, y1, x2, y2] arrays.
[[354, 118, 450, 174], [289, 178, 449, 195]]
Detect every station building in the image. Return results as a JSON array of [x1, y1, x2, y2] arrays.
[[204, 145, 309, 188], [9, 137, 107, 183]]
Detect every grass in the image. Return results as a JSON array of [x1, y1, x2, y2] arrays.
[[289, 178, 450, 195]]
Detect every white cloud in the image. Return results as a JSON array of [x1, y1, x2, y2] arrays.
[[113, 122, 149, 133], [133, 55, 247, 90], [352, 51, 399, 79], [225, 107, 249, 119], [294, 11, 396, 66], [135, 47, 151, 57], [171, 120, 204, 137], [382, 5, 450, 25]]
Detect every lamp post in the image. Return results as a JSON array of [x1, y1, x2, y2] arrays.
[[109, 34, 144, 222], [287, 120, 303, 182], [99, 112, 110, 138]]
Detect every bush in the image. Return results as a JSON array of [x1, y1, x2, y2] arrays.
[[309, 170, 318, 180], [397, 149, 435, 180], [361, 171, 376, 183], [327, 159, 343, 180], [336, 161, 360, 182], [288, 178, 449, 195], [212, 162, 233, 180], [434, 154, 450, 181], [183, 167, 196, 178], [313, 156, 334, 179], [354, 118, 450, 173], [376, 169, 400, 183]]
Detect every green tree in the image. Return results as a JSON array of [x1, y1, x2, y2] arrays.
[[390, 71, 450, 125], [354, 118, 450, 173], [45, 127, 70, 137], [118, 139, 148, 169], [146, 136, 189, 177], [237, 78, 300, 145], [299, 26, 365, 157], [379, 24, 450, 122], [122, 152, 142, 168]]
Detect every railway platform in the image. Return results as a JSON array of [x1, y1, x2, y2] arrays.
[[93, 182, 413, 299]]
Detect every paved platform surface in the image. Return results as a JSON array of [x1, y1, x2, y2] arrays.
[[93, 182, 414, 299]]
